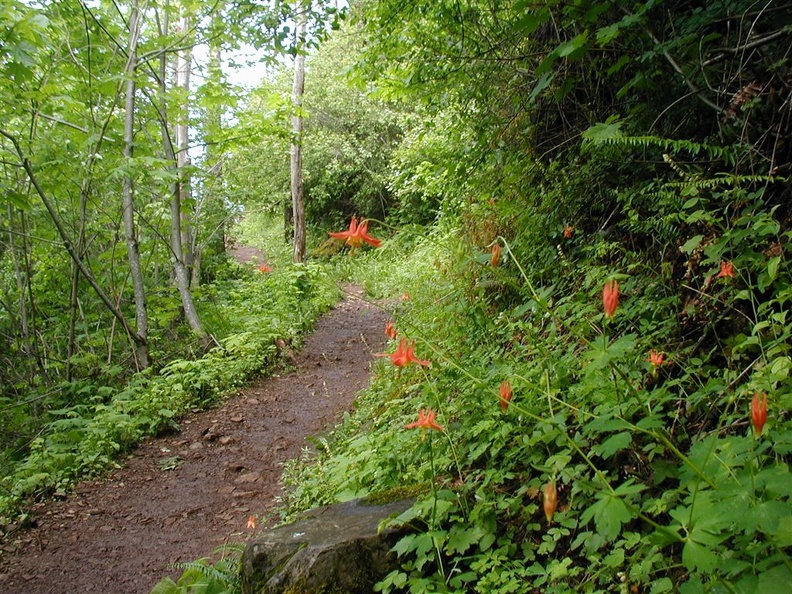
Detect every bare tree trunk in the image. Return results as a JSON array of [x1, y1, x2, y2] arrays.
[[121, 0, 150, 369], [7, 205, 40, 373], [290, 11, 307, 263], [156, 8, 207, 343], [175, 16, 196, 280], [66, 181, 88, 381]]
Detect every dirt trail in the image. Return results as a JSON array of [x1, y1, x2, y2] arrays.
[[0, 286, 389, 594]]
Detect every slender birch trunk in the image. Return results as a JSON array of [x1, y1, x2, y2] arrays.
[[175, 17, 196, 280], [290, 11, 307, 263], [156, 8, 207, 342], [7, 206, 39, 371], [121, 0, 150, 369], [66, 180, 89, 380]]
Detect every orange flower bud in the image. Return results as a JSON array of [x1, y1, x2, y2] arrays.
[[543, 481, 558, 523], [490, 243, 502, 268], [751, 393, 768, 436], [603, 280, 619, 318], [499, 380, 512, 412], [385, 321, 398, 339]]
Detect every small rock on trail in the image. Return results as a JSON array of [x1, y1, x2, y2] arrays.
[[0, 285, 390, 594]]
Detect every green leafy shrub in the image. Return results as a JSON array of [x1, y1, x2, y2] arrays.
[[280, 186, 792, 593]]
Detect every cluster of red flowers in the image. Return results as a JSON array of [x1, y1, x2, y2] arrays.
[[381, 320, 438, 430]]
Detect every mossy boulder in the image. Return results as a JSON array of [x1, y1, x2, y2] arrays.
[[241, 498, 414, 594]]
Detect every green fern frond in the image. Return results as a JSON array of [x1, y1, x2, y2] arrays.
[[165, 545, 244, 594], [582, 122, 747, 164], [664, 173, 787, 190]]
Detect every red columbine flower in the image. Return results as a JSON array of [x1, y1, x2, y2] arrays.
[[648, 350, 665, 367], [543, 481, 558, 523], [563, 226, 574, 239], [257, 263, 272, 273], [401, 292, 410, 301], [328, 217, 382, 249], [376, 338, 430, 368], [499, 380, 512, 412], [385, 321, 398, 339], [718, 261, 735, 278], [246, 515, 256, 529], [603, 280, 620, 318], [751, 393, 768, 436], [490, 243, 502, 268], [405, 408, 443, 432]]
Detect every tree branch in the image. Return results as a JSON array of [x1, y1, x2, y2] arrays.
[[0, 128, 147, 347], [701, 28, 790, 67]]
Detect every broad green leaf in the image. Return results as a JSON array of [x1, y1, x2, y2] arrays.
[[557, 32, 589, 59], [596, 24, 620, 45], [594, 431, 632, 459], [512, 9, 549, 35], [580, 492, 632, 541], [757, 565, 792, 594], [446, 524, 485, 555], [678, 576, 705, 594], [770, 514, 792, 547], [682, 539, 719, 572], [582, 119, 623, 143], [681, 235, 704, 254], [767, 256, 781, 280], [650, 577, 674, 593]]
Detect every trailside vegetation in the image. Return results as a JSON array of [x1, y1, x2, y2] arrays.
[[275, 1, 792, 593]]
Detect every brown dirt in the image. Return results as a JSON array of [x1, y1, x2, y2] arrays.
[[229, 245, 268, 266], [0, 285, 389, 594]]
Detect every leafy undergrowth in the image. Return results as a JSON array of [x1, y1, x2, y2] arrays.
[[279, 182, 792, 593], [0, 261, 339, 522]]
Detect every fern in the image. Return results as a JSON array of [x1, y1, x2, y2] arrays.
[[150, 544, 244, 594], [582, 121, 743, 164], [664, 173, 787, 189]]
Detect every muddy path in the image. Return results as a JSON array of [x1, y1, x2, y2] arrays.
[[0, 286, 389, 594]]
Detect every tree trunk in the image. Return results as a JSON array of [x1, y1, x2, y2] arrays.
[[196, 32, 225, 284], [121, 0, 150, 369], [156, 8, 208, 343], [290, 11, 307, 263], [175, 17, 196, 280], [6, 206, 40, 373], [66, 180, 89, 381]]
